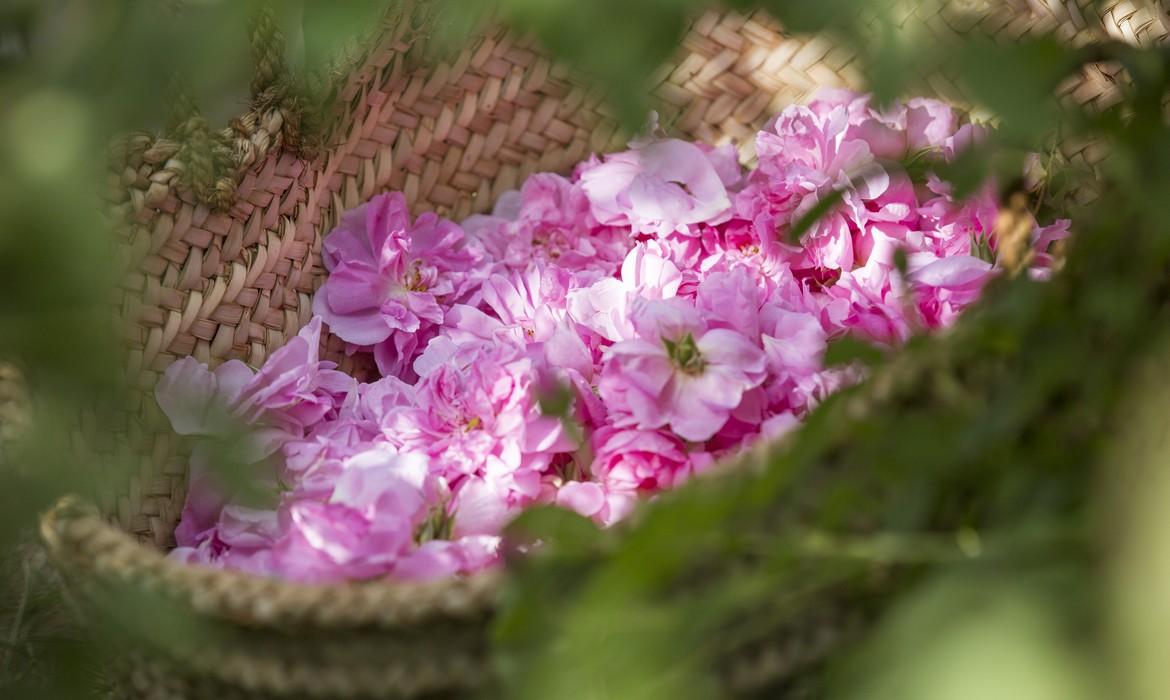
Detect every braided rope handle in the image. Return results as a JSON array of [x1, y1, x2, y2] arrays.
[[249, 3, 289, 100], [113, 1, 434, 215], [115, 2, 316, 213]]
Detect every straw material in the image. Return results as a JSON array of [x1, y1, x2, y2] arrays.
[[41, 1, 1168, 696]]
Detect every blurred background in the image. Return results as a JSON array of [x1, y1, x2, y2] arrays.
[[2, 0, 1170, 698]]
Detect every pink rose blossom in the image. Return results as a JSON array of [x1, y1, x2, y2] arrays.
[[580, 138, 732, 237], [567, 242, 683, 343], [821, 261, 914, 345], [313, 192, 485, 377], [908, 253, 995, 329], [464, 172, 630, 275], [599, 297, 767, 441], [156, 318, 353, 448]]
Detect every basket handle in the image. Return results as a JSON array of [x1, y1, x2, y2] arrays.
[[248, 2, 292, 107], [160, 2, 303, 209]]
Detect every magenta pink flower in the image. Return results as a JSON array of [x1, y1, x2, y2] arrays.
[[313, 192, 485, 376], [556, 427, 713, 526]]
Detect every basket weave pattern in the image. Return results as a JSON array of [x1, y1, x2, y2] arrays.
[[42, 1, 1169, 696]]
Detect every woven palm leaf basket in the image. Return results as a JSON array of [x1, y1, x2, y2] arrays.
[[37, 0, 1162, 697]]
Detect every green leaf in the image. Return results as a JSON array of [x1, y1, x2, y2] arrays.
[[298, 0, 387, 72], [824, 336, 887, 368], [466, 0, 696, 129], [951, 35, 1075, 144], [503, 504, 603, 555], [785, 187, 845, 243]]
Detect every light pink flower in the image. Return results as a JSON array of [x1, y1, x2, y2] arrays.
[[695, 267, 765, 341], [907, 253, 994, 329], [1029, 218, 1072, 277], [567, 241, 682, 342], [481, 265, 572, 342], [271, 447, 432, 582], [463, 172, 630, 274], [759, 304, 829, 412], [233, 318, 355, 435], [555, 480, 623, 525], [449, 475, 520, 538], [156, 318, 353, 446], [392, 535, 501, 581], [904, 98, 959, 152], [599, 297, 767, 441], [916, 175, 1000, 259], [752, 102, 898, 272], [580, 138, 732, 237], [172, 444, 233, 548], [390, 343, 572, 512], [756, 103, 875, 194], [154, 357, 252, 437], [695, 218, 793, 296], [821, 261, 914, 345], [760, 305, 825, 375], [593, 426, 697, 492], [804, 89, 958, 158], [159, 320, 361, 568]]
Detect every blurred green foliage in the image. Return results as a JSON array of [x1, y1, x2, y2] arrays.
[[0, 2, 388, 696], [1, 1, 1169, 698]]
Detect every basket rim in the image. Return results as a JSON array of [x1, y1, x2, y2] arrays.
[[40, 496, 502, 627]]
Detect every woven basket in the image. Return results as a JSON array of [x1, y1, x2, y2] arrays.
[[38, 1, 1163, 697]]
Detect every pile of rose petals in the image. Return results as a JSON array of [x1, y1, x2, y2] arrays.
[[156, 89, 1069, 582]]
